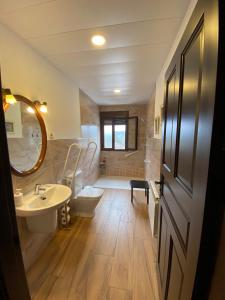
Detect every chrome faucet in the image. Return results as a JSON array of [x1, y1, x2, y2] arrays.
[[35, 184, 46, 199]]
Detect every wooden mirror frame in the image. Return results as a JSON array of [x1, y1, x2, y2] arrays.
[[4, 95, 47, 177]]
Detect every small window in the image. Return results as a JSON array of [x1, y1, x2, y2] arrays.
[[100, 111, 138, 151]]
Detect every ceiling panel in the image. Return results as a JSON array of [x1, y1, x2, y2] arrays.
[[45, 44, 169, 67], [0, 0, 50, 14], [48, 47, 167, 77], [72, 73, 152, 90], [0, 0, 190, 38], [27, 18, 181, 54], [71, 72, 155, 104], [0, 0, 191, 105]]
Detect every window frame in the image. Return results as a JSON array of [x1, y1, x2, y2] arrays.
[[100, 111, 138, 151]]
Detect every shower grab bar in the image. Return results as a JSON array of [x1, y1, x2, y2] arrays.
[[83, 141, 97, 171], [124, 151, 138, 158], [60, 143, 82, 188]]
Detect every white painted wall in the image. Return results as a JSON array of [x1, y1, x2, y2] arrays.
[[154, 0, 198, 139], [0, 23, 81, 139]]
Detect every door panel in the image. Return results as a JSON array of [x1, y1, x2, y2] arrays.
[[158, 207, 169, 286], [158, 0, 219, 299], [163, 70, 176, 172], [158, 198, 186, 300], [166, 241, 184, 300], [176, 23, 204, 192], [163, 183, 190, 250]]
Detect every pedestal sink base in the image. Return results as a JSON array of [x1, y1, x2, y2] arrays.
[[26, 210, 57, 233]]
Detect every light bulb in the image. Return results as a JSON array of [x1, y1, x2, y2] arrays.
[[40, 102, 47, 113], [27, 106, 35, 114], [5, 94, 17, 104], [114, 89, 121, 94], [91, 35, 106, 46], [4, 88, 17, 104]]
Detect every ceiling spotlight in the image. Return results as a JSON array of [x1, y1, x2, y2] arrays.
[[91, 35, 106, 46], [114, 89, 121, 94]]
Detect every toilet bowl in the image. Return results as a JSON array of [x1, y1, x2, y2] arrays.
[[71, 186, 104, 217]]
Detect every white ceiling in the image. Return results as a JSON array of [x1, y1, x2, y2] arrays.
[[0, 0, 190, 105]]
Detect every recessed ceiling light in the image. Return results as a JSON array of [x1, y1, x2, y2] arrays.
[[114, 89, 121, 94], [91, 35, 106, 46]]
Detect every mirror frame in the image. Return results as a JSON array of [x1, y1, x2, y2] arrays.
[[4, 95, 47, 177]]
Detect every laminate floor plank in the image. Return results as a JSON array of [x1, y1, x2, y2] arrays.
[[133, 238, 155, 300], [107, 287, 131, 300], [68, 254, 112, 300], [94, 191, 121, 256], [144, 239, 160, 300], [117, 190, 135, 223], [133, 191, 152, 240], [109, 221, 134, 290], [33, 274, 58, 300]]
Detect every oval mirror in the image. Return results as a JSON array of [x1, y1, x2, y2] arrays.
[[4, 95, 47, 176]]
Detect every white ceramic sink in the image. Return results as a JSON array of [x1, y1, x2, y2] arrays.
[[16, 184, 72, 233], [16, 184, 71, 217]]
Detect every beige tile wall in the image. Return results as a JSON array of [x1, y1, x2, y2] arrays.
[[145, 90, 161, 182], [100, 104, 146, 178], [79, 89, 100, 185]]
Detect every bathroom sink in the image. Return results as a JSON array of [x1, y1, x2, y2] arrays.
[[16, 184, 72, 217]]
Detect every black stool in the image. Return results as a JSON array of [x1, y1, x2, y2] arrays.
[[130, 180, 149, 205]]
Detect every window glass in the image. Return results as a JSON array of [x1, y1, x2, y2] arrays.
[[114, 125, 126, 150], [104, 125, 112, 148]]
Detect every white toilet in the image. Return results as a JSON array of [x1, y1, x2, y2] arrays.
[[72, 186, 104, 217], [70, 170, 104, 217]]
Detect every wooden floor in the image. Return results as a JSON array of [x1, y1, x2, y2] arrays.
[[27, 188, 160, 300]]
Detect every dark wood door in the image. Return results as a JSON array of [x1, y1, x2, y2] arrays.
[[157, 0, 221, 299]]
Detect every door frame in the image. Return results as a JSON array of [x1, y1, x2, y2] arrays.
[[0, 73, 30, 299]]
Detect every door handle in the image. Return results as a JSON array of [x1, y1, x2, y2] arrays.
[[155, 181, 162, 185]]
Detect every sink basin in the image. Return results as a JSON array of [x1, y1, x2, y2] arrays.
[[16, 184, 72, 217], [16, 184, 72, 233]]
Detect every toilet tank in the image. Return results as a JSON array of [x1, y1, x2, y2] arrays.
[[73, 169, 83, 197]]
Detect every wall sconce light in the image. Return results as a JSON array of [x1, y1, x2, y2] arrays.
[[34, 101, 48, 113], [2, 88, 17, 105], [40, 102, 48, 113]]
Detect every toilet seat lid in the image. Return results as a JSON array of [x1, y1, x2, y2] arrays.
[[78, 186, 104, 198]]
